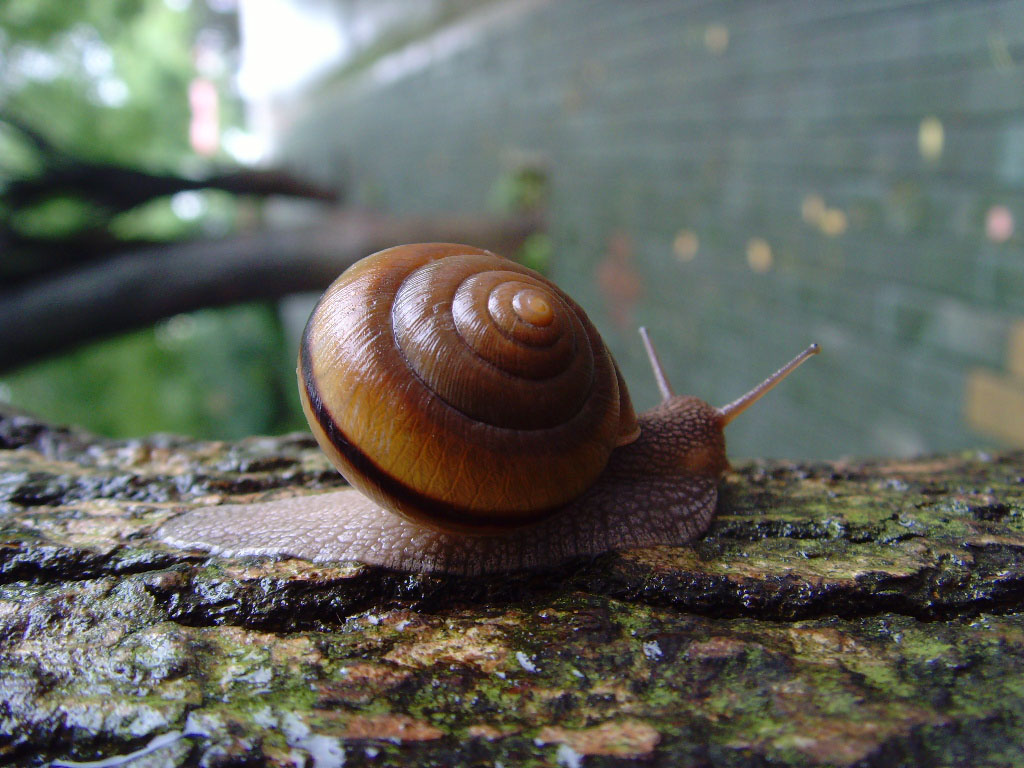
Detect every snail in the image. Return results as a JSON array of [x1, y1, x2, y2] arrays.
[[158, 243, 818, 575]]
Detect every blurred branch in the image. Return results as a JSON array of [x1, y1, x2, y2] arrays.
[[1, 117, 348, 291], [2, 114, 339, 211], [0, 210, 541, 372], [1, 164, 343, 286], [5, 163, 339, 213], [0, 113, 60, 156], [1, 114, 344, 287]]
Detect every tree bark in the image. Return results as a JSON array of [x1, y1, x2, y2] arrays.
[[0, 407, 1022, 767], [0, 210, 539, 372]]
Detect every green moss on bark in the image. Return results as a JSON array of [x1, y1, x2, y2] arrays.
[[1, 409, 1022, 766]]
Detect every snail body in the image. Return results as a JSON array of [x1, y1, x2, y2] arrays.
[[158, 243, 818, 575]]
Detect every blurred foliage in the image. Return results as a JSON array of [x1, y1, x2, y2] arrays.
[[2, 3, 191, 165], [489, 163, 552, 274], [0, 0, 241, 256], [109, 188, 236, 241], [517, 232, 554, 275], [488, 164, 548, 215], [0, 1, 197, 167], [0, 1, 309, 439], [1, 304, 305, 439]]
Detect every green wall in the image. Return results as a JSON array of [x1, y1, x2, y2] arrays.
[[282, 0, 1024, 459]]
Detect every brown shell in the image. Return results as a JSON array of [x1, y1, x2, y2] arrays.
[[298, 243, 639, 533]]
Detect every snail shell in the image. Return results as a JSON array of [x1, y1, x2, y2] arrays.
[[297, 243, 638, 533], [158, 244, 819, 574]]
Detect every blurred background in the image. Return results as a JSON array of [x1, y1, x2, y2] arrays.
[[1, 0, 1023, 460]]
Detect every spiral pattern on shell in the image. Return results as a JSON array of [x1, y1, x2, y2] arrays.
[[298, 243, 638, 533]]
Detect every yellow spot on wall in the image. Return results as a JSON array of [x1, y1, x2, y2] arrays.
[[966, 373, 1024, 448], [672, 229, 699, 262], [800, 193, 847, 237], [704, 24, 729, 54], [918, 116, 944, 162], [801, 194, 826, 225], [1008, 321, 1024, 379], [746, 238, 773, 273], [966, 319, 1024, 447], [819, 208, 848, 237]]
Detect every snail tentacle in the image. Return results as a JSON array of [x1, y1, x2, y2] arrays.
[[717, 343, 820, 426], [639, 326, 674, 403]]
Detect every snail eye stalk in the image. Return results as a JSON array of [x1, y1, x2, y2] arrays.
[[639, 327, 674, 403], [717, 343, 820, 426]]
